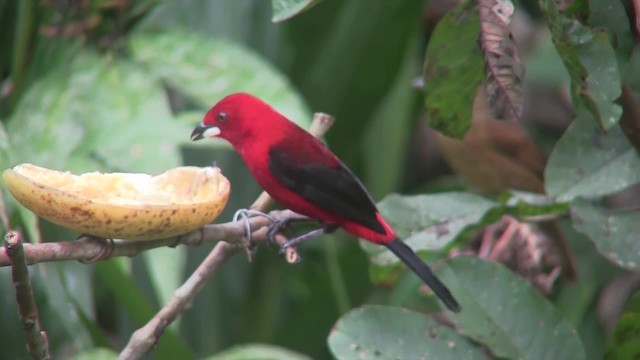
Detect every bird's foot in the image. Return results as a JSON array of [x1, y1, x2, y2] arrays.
[[233, 209, 274, 251], [266, 215, 319, 245], [77, 235, 115, 264], [279, 223, 339, 254]]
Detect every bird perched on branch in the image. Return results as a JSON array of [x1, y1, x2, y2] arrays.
[[191, 93, 460, 312]]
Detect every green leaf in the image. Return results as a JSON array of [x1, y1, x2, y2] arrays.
[[129, 30, 311, 128], [423, 0, 484, 138], [545, 111, 640, 201], [439, 257, 585, 360], [70, 53, 188, 173], [271, 0, 324, 22], [571, 199, 640, 270], [205, 343, 312, 360], [6, 69, 86, 170], [362, 193, 498, 265], [539, 0, 622, 129], [137, 0, 278, 58], [605, 292, 640, 359], [7, 51, 188, 174], [502, 191, 570, 218], [0, 121, 37, 238], [328, 305, 485, 360], [70, 348, 118, 360], [574, 30, 622, 129], [587, 0, 632, 62]]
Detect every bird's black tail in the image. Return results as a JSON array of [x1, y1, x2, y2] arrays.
[[385, 239, 461, 312]]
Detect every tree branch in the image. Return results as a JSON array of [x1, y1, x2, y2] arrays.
[[5, 231, 51, 360], [0, 211, 292, 267]]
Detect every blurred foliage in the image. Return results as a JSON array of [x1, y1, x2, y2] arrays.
[[1, 0, 639, 359]]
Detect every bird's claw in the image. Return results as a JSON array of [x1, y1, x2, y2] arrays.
[[233, 208, 275, 249], [278, 238, 294, 255], [267, 219, 291, 245], [277, 224, 338, 255], [78, 235, 115, 264]]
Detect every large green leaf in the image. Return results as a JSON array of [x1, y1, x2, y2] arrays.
[[423, 0, 484, 138], [68, 53, 189, 173], [7, 51, 188, 174], [206, 343, 311, 360], [128, 30, 311, 127], [328, 305, 486, 360], [136, 0, 278, 58], [271, 0, 324, 22], [545, 111, 640, 201], [6, 69, 85, 170], [70, 348, 118, 360], [439, 257, 585, 360], [605, 292, 640, 359], [587, 0, 632, 64], [539, 0, 622, 129], [4, 64, 85, 240], [571, 199, 640, 270], [362, 192, 498, 265], [502, 191, 570, 219]]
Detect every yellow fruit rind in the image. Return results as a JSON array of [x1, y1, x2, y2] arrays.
[[2, 164, 231, 240]]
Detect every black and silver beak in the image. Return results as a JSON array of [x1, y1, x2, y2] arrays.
[[190, 123, 221, 141]]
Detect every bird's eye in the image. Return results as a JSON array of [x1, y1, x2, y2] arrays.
[[216, 112, 228, 122]]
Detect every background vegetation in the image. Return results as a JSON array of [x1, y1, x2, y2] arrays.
[[1, 0, 639, 359]]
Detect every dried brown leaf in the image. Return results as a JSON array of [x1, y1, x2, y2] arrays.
[[478, 0, 524, 121]]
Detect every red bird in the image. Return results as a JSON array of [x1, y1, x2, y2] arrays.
[[191, 93, 460, 312]]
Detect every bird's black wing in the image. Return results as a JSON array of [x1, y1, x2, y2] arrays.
[[268, 146, 386, 234]]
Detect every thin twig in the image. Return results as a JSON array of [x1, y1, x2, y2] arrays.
[[118, 112, 335, 359], [5, 231, 51, 360]]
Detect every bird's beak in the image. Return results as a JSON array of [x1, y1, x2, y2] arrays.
[[190, 123, 221, 141]]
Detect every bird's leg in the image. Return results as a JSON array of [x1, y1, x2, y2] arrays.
[[280, 223, 339, 252], [267, 215, 321, 244]]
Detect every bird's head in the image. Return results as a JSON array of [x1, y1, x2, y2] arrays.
[[190, 92, 275, 147]]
